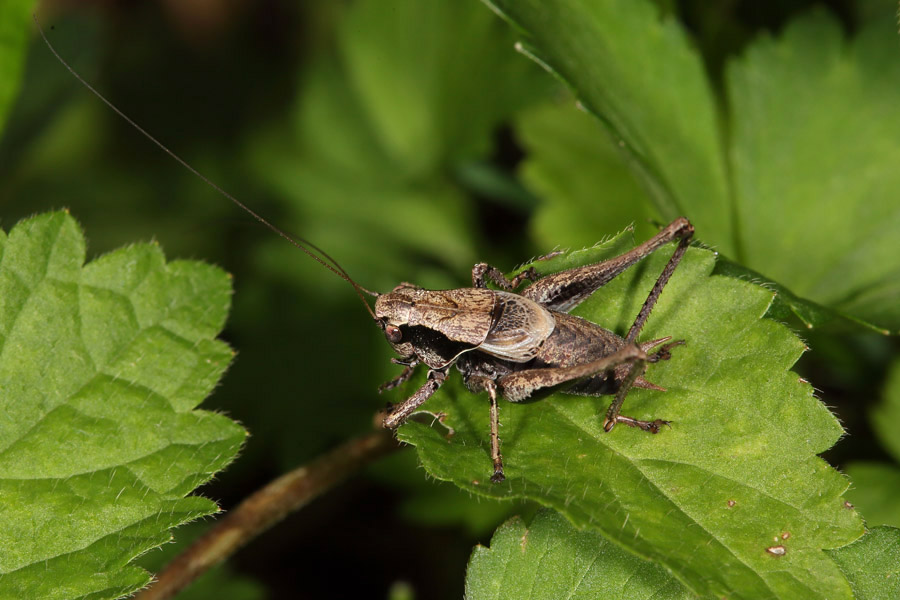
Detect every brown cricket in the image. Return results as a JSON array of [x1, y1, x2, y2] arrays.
[[376, 218, 693, 482], [39, 17, 693, 484]]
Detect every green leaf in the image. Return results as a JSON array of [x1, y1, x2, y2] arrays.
[[514, 100, 887, 334], [827, 527, 900, 600], [338, 0, 544, 177], [0, 0, 37, 139], [870, 358, 900, 462], [465, 509, 691, 599], [0, 212, 246, 600], [516, 101, 659, 250], [397, 227, 863, 599], [727, 9, 900, 333], [484, 0, 732, 251], [496, 0, 900, 332], [844, 462, 900, 529], [514, 98, 888, 336], [712, 256, 891, 335]]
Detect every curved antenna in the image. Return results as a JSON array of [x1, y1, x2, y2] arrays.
[[301, 237, 378, 298], [34, 15, 380, 318]]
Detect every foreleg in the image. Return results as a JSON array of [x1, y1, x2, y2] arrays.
[[378, 358, 419, 393], [382, 369, 447, 429]]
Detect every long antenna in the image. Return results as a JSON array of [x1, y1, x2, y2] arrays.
[[33, 14, 379, 319]]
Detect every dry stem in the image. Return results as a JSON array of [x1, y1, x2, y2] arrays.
[[136, 429, 400, 600]]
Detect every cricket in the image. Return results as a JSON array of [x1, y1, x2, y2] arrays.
[[38, 18, 693, 483]]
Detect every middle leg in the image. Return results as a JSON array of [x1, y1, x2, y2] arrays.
[[468, 376, 506, 483]]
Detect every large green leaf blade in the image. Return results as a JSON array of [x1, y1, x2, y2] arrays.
[[398, 229, 862, 599], [340, 0, 543, 177], [727, 9, 900, 332], [515, 98, 889, 335], [515, 95, 892, 335], [516, 101, 659, 249], [500, 1, 900, 333], [482, 0, 732, 251], [0, 212, 245, 600], [466, 509, 692, 600]]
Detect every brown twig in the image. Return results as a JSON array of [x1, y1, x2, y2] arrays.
[[136, 429, 401, 600]]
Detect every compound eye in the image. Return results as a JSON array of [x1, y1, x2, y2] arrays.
[[384, 325, 403, 344]]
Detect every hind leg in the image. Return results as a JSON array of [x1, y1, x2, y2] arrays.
[[495, 344, 647, 403]]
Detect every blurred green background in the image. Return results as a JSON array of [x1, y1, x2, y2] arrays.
[[2, 0, 898, 598]]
